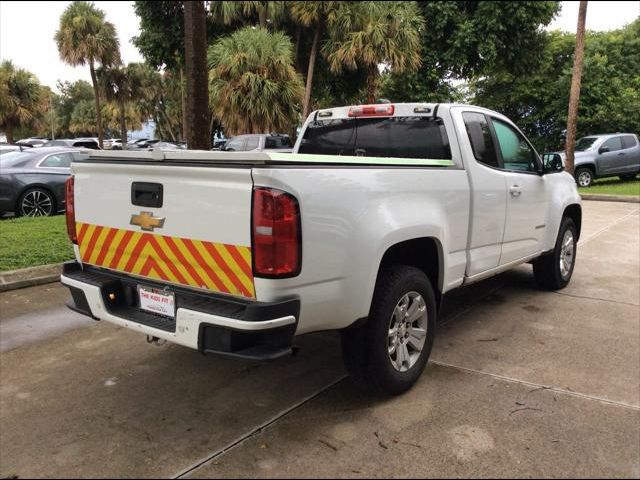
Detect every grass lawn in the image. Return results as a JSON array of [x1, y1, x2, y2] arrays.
[[579, 176, 640, 197], [0, 215, 75, 271]]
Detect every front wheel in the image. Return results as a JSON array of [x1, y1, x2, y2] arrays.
[[575, 168, 594, 188], [533, 217, 577, 290], [341, 265, 437, 395]]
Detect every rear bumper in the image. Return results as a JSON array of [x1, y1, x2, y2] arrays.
[[60, 262, 299, 361]]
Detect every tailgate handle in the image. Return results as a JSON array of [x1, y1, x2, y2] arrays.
[[132, 182, 163, 208]]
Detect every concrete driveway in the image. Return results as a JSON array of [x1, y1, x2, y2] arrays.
[[1, 200, 638, 478]]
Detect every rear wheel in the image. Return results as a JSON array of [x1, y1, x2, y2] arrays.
[[17, 188, 55, 217], [533, 217, 577, 290], [341, 265, 437, 395], [575, 167, 594, 188]]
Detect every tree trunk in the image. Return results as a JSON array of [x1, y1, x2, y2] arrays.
[[565, 0, 588, 175], [302, 25, 322, 121], [258, 7, 267, 28], [294, 26, 302, 73], [5, 124, 13, 144], [119, 99, 127, 149], [89, 61, 104, 148], [184, 1, 210, 150], [366, 64, 379, 104], [179, 66, 188, 142]]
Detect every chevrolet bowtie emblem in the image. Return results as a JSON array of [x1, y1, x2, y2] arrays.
[[130, 211, 165, 231]]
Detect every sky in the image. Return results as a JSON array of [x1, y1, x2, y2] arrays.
[[1, 0, 639, 92]]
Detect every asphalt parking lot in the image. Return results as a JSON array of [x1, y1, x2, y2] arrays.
[[1, 200, 639, 479]]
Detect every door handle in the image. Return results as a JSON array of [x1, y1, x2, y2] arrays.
[[617, 153, 625, 156], [509, 185, 522, 197]]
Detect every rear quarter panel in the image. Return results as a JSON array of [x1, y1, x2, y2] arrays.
[[252, 167, 470, 334]]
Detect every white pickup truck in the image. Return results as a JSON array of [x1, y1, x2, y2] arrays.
[[61, 103, 581, 394]]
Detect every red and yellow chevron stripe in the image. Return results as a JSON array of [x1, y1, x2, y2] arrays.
[[76, 222, 255, 298]]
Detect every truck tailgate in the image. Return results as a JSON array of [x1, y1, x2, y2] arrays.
[[72, 162, 255, 298]]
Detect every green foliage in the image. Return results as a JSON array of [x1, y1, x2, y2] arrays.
[[0, 215, 74, 271], [0, 61, 43, 142], [208, 27, 304, 135], [472, 20, 640, 152], [55, 80, 94, 136], [579, 177, 640, 197], [133, 1, 185, 70]]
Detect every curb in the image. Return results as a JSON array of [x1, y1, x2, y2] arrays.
[[0, 263, 63, 293], [580, 194, 640, 203]]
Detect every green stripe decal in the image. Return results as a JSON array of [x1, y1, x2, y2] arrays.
[[266, 153, 455, 167]]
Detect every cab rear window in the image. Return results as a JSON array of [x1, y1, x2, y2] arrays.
[[298, 116, 451, 159]]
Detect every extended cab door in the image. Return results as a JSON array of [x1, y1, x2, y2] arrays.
[[488, 116, 548, 264], [457, 110, 509, 276], [597, 136, 627, 175]]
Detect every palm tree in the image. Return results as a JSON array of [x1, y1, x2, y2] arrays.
[[290, 1, 346, 120], [565, 0, 589, 175], [184, 1, 210, 149], [98, 63, 145, 148], [210, 1, 286, 28], [208, 27, 304, 135], [55, 1, 121, 148], [324, 1, 425, 103], [0, 61, 42, 144]]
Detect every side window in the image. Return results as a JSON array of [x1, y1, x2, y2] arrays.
[[462, 112, 499, 168], [40, 153, 72, 168], [244, 136, 260, 151], [621, 135, 638, 149], [601, 136, 623, 152], [491, 119, 539, 173], [265, 137, 277, 149]]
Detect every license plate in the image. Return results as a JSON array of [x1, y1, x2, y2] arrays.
[[138, 286, 175, 319]]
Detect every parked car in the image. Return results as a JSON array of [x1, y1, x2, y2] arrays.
[[15, 137, 49, 148], [47, 139, 101, 150], [0, 147, 88, 216], [61, 102, 581, 395], [103, 139, 118, 150], [223, 133, 292, 152], [0, 144, 23, 155], [559, 133, 640, 187]]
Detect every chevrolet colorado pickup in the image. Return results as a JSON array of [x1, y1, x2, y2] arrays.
[[61, 103, 582, 394]]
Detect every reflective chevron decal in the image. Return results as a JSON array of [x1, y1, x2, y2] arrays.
[[76, 222, 255, 298]]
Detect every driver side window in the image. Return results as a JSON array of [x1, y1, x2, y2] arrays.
[[601, 136, 623, 152], [490, 119, 539, 173]]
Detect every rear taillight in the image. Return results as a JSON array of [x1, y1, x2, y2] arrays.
[[348, 104, 395, 117], [252, 187, 301, 277], [65, 176, 77, 244]]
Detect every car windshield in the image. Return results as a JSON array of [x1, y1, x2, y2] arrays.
[[0, 151, 35, 169], [575, 137, 598, 151]]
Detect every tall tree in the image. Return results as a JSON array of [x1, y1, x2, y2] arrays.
[[0, 61, 42, 144], [98, 64, 146, 147], [55, 1, 120, 148], [565, 1, 588, 175], [324, 1, 425, 103], [184, 0, 210, 149], [208, 27, 304, 135], [381, 1, 560, 102], [290, 1, 343, 120], [210, 1, 286, 29]]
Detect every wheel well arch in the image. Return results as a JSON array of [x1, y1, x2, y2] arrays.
[[563, 204, 582, 240], [575, 163, 596, 176], [377, 237, 443, 304], [16, 184, 58, 213]]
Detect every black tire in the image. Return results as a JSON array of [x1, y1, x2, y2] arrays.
[[533, 217, 577, 290], [575, 167, 594, 188], [16, 188, 56, 217], [341, 265, 437, 395], [619, 174, 638, 181]]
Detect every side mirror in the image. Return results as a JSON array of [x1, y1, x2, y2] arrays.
[[542, 153, 564, 174], [599, 146, 610, 154]]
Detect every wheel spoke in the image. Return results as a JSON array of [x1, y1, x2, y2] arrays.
[[407, 327, 426, 350], [407, 298, 426, 323], [397, 343, 409, 370]]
